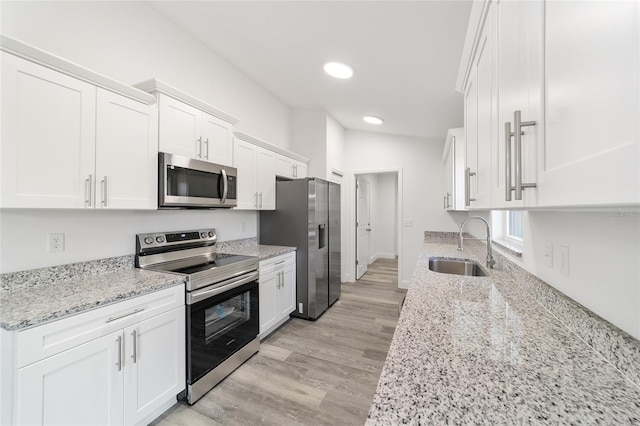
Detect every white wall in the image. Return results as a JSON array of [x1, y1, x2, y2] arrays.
[[0, 209, 258, 273], [0, 1, 291, 147], [344, 130, 467, 287], [468, 210, 640, 340], [0, 1, 292, 273]]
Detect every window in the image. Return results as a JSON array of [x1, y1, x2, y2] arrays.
[[507, 211, 523, 240]]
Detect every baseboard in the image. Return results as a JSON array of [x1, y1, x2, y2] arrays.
[[343, 273, 354, 283], [400, 279, 411, 289]]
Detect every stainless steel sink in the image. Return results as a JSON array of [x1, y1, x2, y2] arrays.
[[428, 257, 487, 277]]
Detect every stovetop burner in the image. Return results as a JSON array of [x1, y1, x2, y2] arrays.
[[160, 253, 255, 275]]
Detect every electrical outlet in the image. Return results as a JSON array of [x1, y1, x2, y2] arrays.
[[544, 241, 553, 268], [558, 245, 569, 275], [48, 233, 65, 253]]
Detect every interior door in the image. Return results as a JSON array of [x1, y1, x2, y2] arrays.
[[356, 177, 370, 280]]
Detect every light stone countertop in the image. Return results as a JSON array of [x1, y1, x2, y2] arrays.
[[0, 240, 295, 331], [367, 235, 640, 424]]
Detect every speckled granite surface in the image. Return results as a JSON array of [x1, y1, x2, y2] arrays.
[[218, 239, 296, 260], [0, 258, 184, 331], [367, 234, 640, 424]]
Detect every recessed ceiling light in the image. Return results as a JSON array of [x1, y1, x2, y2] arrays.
[[363, 116, 383, 125], [324, 62, 353, 79]]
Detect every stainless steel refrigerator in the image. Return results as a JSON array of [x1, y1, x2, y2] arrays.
[[259, 178, 341, 320]]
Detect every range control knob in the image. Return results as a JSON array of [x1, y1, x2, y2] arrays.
[[208, 231, 215, 238], [144, 237, 154, 245], [155, 236, 165, 243], [200, 232, 207, 238]]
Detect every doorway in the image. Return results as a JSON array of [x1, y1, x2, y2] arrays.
[[354, 172, 399, 283]]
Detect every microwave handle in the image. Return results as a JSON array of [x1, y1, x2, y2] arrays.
[[221, 169, 228, 204]]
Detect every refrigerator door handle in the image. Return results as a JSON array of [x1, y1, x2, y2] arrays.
[[318, 224, 327, 249]]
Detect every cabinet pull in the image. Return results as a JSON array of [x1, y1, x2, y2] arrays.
[[85, 174, 92, 207], [254, 192, 258, 208], [259, 192, 263, 208], [464, 168, 476, 206], [204, 138, 209, 160], [105, 307, 145, 323], [101, 176, 108, 206], [131, 330, 138, 363], [292, 164, 295, 177], [446, 192, 451, 209], [196, 137, 202, 158], [116, 335, 122, 371], [505, 121, 513, 201], [275, 260, 286, 265], [444, 195, 447, 209], [513, 110, 537, 201]]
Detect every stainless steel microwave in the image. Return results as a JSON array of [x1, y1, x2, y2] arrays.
[[159, 152, 238, 208]]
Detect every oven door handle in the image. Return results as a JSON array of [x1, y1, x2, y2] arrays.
[[187, 271, 259, 305]]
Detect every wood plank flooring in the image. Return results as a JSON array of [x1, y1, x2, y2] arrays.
[[150, 258, 405, 426]]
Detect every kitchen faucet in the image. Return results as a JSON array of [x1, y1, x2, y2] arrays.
[[457, 216, 496, 269]]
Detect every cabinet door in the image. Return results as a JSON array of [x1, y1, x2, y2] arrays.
[[259, 270, 278, 337], [278, 264, 296, 318], [123, 307, 185, 426], [201, 112, 233, 166], [95, 89, 158, 210], [539, 1, 639, 206], [276, 155, 295, 179], [294, 162, 308, 178], [1, 52, 96, 208], [158, 95, 202, 159], [233, 139, 258, 209], [464, 69, 479, 208], [256, 148, 276, 210], [16, 330, 124, 426], [495, 0, 543, 208], [474, 11, 493, 209]]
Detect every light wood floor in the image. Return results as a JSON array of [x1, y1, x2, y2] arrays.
[[151, 258, 405, 426]]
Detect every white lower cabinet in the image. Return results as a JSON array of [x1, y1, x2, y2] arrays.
[[12, 285, 185, 426], [259, 253, 296, 339]]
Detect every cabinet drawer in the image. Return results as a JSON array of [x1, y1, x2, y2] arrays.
[[259, 252, 295, 275], [18, 285, 184, 368]]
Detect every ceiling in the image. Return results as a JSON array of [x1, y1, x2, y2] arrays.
[[148, 1, 472, 140]]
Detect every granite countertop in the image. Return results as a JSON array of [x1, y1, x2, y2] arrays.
[[367, 235, 640, 424], [0, 257, 185, 331], [216, 239, 296, 260]]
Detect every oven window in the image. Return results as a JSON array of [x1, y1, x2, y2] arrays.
[[204, 292, 250, 343], [167, 166, 222, 199]]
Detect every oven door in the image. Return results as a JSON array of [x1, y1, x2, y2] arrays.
[[186, 273, 258, 385]]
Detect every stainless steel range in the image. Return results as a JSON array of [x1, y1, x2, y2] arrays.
[[135, 228, 259, 405]]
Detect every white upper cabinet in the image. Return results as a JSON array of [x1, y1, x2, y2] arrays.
[[135, 79, 238, 167], [233, 137, 276, 210], [494, 0, 543, 208], [1, 42, 158, 210], [96, 89, 158, 210], [442, 128, 466, 211], [538, 1, 640, 207], [275, 155, 308, 179], [458, 0, 638, 209], [1, 52, 97, 209]]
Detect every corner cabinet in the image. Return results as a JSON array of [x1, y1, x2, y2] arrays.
[[0, 38, 158, 210], [134, 79, 239, 167], [259, 252, 296, 339], [442, 128, 466, 211], [456, 0, 639, 209], [12, 285, 185, 426]]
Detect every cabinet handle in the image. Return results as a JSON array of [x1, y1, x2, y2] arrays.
[[101, 176, 108, 206], [105, 307, 145, 323], [131, 330, 137, 364], [85, 174, 92, 207], [116, 335, 122, 371], [505, 121, 513, 201], [254, 192, 258, 208], [275, 260, 286, 265], [444, 195, 447, 209], [204, 138, 209, 160], [259, 192, 263, 208], [196, 137, 202, 159], [446, 192, 451, 209], [464, 168, 476, 206], [513, 110, 537, 201], [292, 164, 295, 177]]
